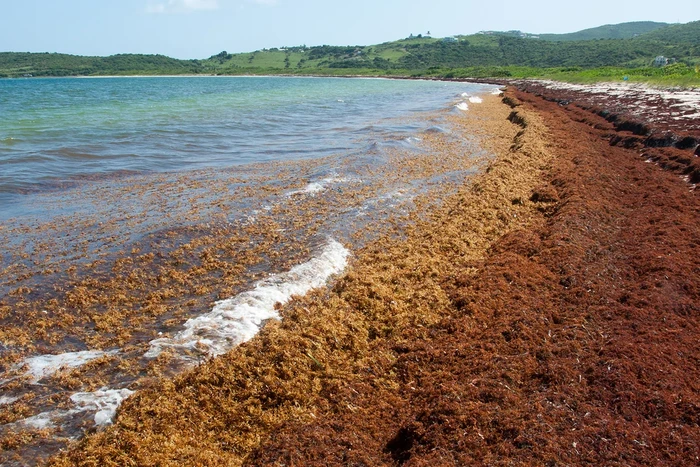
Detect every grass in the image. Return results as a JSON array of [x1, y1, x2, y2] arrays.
[[202, 64, 700, 88], [412, 64, 700, 88]]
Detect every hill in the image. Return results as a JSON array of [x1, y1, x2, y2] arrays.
[[207, 28, 698, 72], [634, 20, 700, 44], [0, 52, 202, 77], [0, 20, 698, 80], [200, 20, 698, 73], [537, 21, 669, 41]]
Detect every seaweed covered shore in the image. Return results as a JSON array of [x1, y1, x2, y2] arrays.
[[41, 83, 700, 465]]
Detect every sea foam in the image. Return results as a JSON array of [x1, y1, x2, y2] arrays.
[[145, 239, 350, 361], [17, 411, 57, 429], [0, 395, 19, 406], [287, 174, 355, 197], [9, 387, 133, 430], [70, 388, 134, 426], [20, 350, 117, 383]]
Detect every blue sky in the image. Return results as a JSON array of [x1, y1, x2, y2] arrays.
[[1, 0, 698, 59]]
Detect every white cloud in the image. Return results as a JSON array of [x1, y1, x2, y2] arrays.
[[146, 0, 219, 14]]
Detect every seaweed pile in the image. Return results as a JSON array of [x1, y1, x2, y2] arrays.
[[7, 81, 700, 466]]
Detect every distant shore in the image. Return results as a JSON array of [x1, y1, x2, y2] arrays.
[[6, 73, 699, 93]]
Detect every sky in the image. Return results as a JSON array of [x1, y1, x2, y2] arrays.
[[1, 0, 698, 59]]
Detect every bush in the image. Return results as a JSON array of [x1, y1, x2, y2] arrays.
[[663, 62, 690, 75]]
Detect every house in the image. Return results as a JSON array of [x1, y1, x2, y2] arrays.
[[442, 37, 458, 43], [653, 56, 668, 67]]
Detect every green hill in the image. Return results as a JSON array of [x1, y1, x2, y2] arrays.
[[208, 27, 697, 72], [0, 52, 202, 77], [538, 21, 669, 41], [634, 20, 700, 44], [1, 20, 698, 80]]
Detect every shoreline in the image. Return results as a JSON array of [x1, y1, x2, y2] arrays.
[[0, 82, 495, 465], [7, 74, 699, 96], [47, 82, 700, 465], [2, 80, 698, 465], [47, 91, 555, 465]]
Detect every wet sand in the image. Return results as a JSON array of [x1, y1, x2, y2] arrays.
[[5, 81, 700, 466]]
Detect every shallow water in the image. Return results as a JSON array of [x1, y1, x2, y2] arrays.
[[0, 76, 497, 466], [2, 76, 483, 218]]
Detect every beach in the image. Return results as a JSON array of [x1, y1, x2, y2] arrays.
[[0, 78, 497, 465], [2, 80, 699, 465]]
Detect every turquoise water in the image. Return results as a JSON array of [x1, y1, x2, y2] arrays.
[[0, 76, 484, 216]]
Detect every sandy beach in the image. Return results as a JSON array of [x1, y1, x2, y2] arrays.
[[2, 81, 699, 466]]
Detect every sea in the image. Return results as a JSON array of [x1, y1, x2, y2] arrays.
[[0, 76, 498, 465]]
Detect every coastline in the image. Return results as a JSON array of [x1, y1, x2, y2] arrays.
[[46, 83, 700, 465], [1, 78, 697, 465], [9, 73, 700, 96], [0, 79, 496, 465], [47, 92, 556, 465]]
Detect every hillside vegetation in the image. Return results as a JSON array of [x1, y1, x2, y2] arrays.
[[537, 21, 669, 41], [0, 53, 201, 77], [635, 20, 700, 45], [1, 21, 698, 84]]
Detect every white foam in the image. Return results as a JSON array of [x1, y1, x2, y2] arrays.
[[70, 388, 134, 426], [461, 92, 470, 97], [145, 239, 350, 360], [676, 111, 700, 119], [18, 411, 57, 429], [0, 395, 19, 405], [468, 96, 483, 104], [21, 350, 117, 383], [491, 88, 504, 95], [455, 102, 469, 111], [299, 181, 325, 194], [287, 174, 354, 197], [7, 386, 132, 431]]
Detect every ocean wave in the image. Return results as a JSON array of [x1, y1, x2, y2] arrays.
[[70, 388, 134, 426], [145, 238, 350, 361], [287, 174, 357, 197], [8, 386, 133, 430], [16, 350, 118, 383]]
